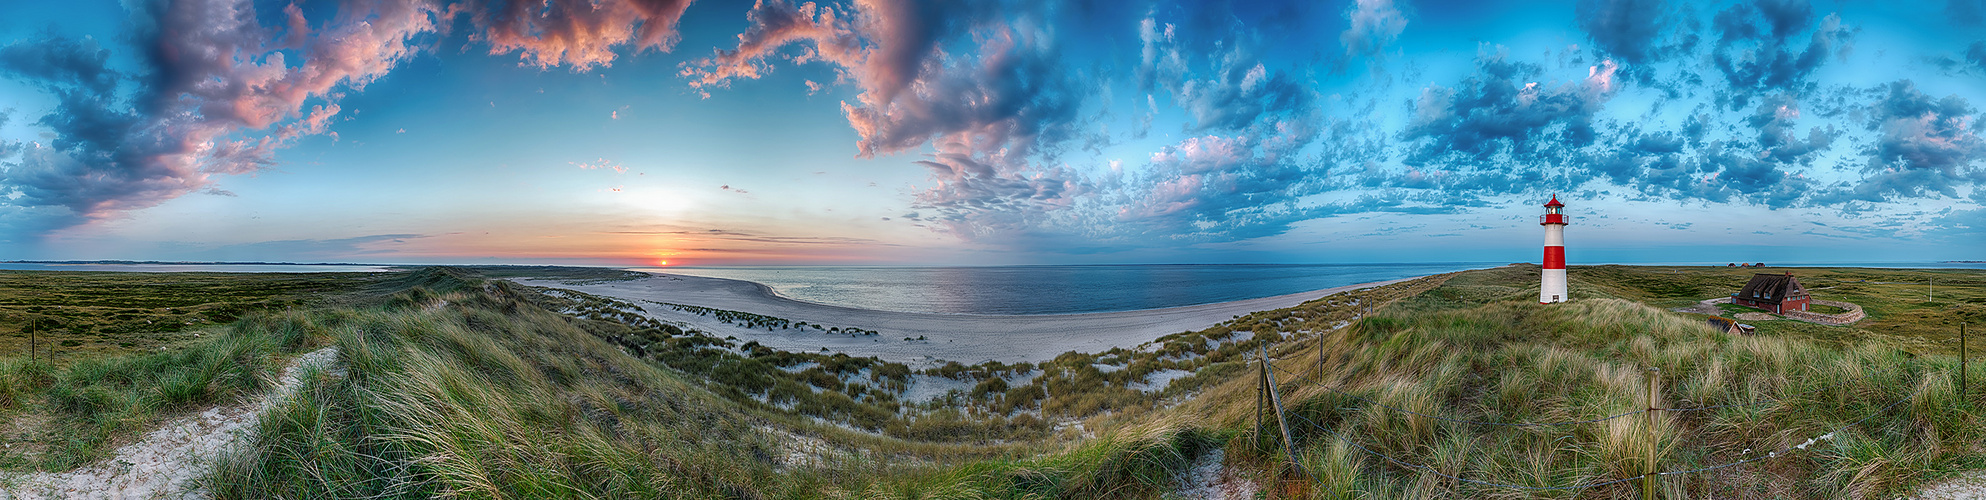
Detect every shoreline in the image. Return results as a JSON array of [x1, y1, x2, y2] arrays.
[[515, 271, 1438, 365]]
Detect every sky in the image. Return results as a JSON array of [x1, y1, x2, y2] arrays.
[[0, 0, 1982, 267]]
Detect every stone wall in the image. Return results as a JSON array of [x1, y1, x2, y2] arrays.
[[1781, 299, 1864, 325]]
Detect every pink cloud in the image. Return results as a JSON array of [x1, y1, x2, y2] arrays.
[[460, 0, 696, 70], [574, 158, 628, 173], [3, 0, 698, 229]]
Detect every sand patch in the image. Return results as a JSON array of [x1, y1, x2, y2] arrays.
[[1173, 448, 1257, 500], [1909, 472, 1986, 500], [0, 347, 341, 500], [516, 273, 1422, 365]]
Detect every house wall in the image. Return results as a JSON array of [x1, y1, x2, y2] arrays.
[[1784, 296, 1810, 312], [1734, 295, 1809, 314]]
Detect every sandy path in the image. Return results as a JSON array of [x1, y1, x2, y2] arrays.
[[1173, 448, 1257, 500], [0, 347, 341, 500], [1910, 472, 1986, 500], [517, 273, 1421, 365]]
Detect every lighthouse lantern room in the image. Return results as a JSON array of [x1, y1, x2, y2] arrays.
[[1540, 196, 1568, 304]]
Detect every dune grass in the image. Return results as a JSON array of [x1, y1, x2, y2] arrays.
[[205, 279, 826, 498], [0, 310, 321, 471], [1202, 281, 1986, 498], [11, 264, 1981, 498]]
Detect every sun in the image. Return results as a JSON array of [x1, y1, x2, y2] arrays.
[[655, 259, 669, 266]]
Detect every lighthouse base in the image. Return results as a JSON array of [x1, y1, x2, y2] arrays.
[[1540, 268, 1567, 304]]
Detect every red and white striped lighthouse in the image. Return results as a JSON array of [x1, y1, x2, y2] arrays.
[[1540, 195, 1568, 304]]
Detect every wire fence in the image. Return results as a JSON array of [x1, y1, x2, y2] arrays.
[[1265, 353, 1844, 424], [1251, 351, 1930, 493]]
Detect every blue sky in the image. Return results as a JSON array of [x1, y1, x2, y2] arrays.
[[0, 0, 1981, 266]]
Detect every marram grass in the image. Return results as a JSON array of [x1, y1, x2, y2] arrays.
[[1220, 297, 1986, 499], [10, 265, 1979, 498], [201, 273, 1222, 499]]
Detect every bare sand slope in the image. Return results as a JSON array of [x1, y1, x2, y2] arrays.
[[515, 273, 1419, 365]]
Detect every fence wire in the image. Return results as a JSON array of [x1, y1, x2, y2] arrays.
[[1655, 387, 1919, 477], [1263, 354, 1854, 426], [1664, 384, 1840, 413]]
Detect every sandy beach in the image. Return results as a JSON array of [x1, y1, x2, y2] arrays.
[[516, 272, 1424, 365]]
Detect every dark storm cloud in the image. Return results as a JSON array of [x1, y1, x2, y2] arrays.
[[1866, 81, 1985, 173], [1745, 93, 1838, 163], [1932, 41, 1986, 73], [1112, 126, 1324, 241], [1138, 20, 1313, 133], [682, 0, 1089, 243], [1633, 131, 1687, 154], [0, 35, 119, 96], [1401, 49, 1618, 167], [0, 0, 703, 235], [1970, 41, 1986, 72], [1709, 0, 1852, 105], [0, 32, 159, 217], [0, 111, 17, 159], [1576, 0, 1668, 65], [684, 0, 1060, 159], [1696, 145, 1813, 208], [1806, 80, 1986, 203]]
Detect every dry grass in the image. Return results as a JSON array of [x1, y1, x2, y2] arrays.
[[13, 264, 1979, 498], [1198, 288, 1986, 499]]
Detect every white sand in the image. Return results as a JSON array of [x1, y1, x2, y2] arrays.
[[516, 272, 1421, 366], [0, 347, 342, 500], [1174, 448, 1258, 500], [1910, 472, 1986, 500]]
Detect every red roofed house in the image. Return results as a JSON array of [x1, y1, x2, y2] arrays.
[[1733, 272, 1811, 314]]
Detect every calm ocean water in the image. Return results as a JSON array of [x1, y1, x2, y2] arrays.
[[635, 263, 1501, 315]]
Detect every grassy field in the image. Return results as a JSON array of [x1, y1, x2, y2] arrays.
[[1189, 264, 1986, 499], [0, 271, 388, 361], [1567, 265, 1984, 353], [0, 264, 1979, 498]]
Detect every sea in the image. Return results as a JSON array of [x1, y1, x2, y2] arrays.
[[635, 263, 1500, 315], [5, 261, 1977, 316]]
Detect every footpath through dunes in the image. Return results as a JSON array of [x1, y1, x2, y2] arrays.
[[0, 347, 342, 500], [513, 272, 1432, 364]]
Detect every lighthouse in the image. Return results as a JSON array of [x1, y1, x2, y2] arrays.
[[1540, 195, 1568, 304]]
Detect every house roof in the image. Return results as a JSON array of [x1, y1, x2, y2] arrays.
[[1737, 273, 1806, 303]]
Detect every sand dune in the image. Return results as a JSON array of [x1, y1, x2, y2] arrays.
[[516, 272, 1422, 365]]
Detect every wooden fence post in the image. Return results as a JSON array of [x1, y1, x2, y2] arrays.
[[1315, 329, 1324, 383], [1643, 366, 1661, 499], [1961, 322, 1968, 402], [1261, 346, 1303, 474], [1255, 351, 1265, 451]]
